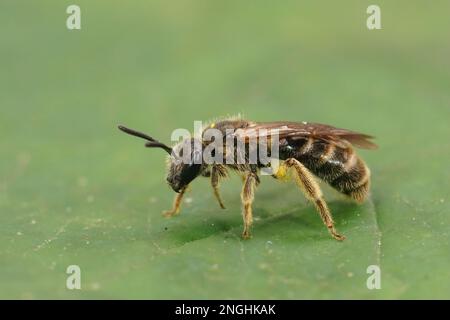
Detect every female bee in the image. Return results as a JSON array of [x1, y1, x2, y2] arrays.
[[118, 117, 377, 241]]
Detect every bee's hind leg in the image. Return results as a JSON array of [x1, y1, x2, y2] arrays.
[[240, 172, 259, 239], [211, 165, 227, 209], [285, 158, 345, 241], [163, 187, 187, 218]]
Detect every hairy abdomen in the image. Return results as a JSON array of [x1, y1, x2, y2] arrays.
[[281, 138, 370, 202]]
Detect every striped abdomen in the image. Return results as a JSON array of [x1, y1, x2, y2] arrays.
[[281, 137, 371, 202]]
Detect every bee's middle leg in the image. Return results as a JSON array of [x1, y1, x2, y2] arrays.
[[285, 158, 345, 241], [163, 187, 187, 218], [240, 172, 259, 239], [211, 166, 226, 209]]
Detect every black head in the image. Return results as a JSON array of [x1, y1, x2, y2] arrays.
[[118, 125, 204, 193], [166, 138, 204, 192]]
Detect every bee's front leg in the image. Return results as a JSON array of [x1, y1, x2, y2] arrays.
[[240, 172, 259, 239], [163, 187, 187, 218]]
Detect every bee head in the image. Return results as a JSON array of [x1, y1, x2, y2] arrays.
[[118, 125, 206, 193], [166, 138, 204, 193]]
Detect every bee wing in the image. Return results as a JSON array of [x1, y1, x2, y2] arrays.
[[233, 121, 378, 150]]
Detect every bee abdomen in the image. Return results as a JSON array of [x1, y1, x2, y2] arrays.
[[329, 154, 370, 202], [290, 138, 370, 202]]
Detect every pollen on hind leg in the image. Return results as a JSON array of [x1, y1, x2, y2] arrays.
[[272, 162, 289, 181]]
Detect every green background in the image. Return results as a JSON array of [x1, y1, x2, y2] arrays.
[[1, 0, 449, 299]]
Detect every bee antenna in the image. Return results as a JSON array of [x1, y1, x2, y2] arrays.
[[118, 125, 156, 141], [118, 125, 172, 154]]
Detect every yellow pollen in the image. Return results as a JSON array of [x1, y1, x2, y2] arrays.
[[274, 164, 289, 181]]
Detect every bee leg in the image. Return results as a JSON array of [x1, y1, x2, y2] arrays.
[[240, 172, 259, 239], [211, 166, 226, 209], [285, 158, 345, 241], [163, 187, 187, 218]]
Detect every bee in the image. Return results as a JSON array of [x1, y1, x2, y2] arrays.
[[118, 117, 377, 241]]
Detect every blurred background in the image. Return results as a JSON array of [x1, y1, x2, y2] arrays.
[[1, 0, 449, 299]]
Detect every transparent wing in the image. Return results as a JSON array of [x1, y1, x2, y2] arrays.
[[233, 121, 378, 150]]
